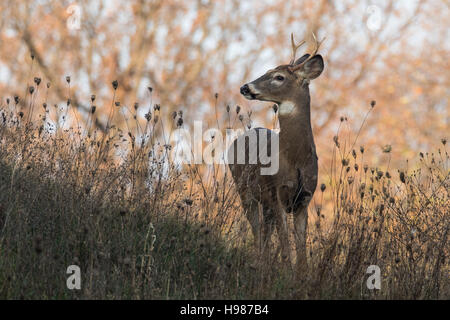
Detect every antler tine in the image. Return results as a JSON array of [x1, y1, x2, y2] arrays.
[[290, 32, 325, 72], [290, 33, 306, 65], [309, 32, 325, 58]]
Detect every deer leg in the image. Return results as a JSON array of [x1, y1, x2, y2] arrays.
[[276, 184, 294, 265], [274, 208, 291, 265], [244, 200, 262, 253], [293, 207, 308, 275], [260, 207, 275, 259]]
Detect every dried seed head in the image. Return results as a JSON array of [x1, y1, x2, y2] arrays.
[[352, 149, 357, 159], [377, 170, 383, 179], [348, 206, 354, 215], [273, 104, 278, 113], [147, 86, 153, 93], [91, 105, 96, 114], [154, 104, 160, 111], [91, 94, 96, 102], [34, 77, 41, 86], [112, 80, 118, 90], [145, 111, 152, 122], [441, 138, 447, 146], [236, 105, 241, 114], [238, 114, 244, 122], [333, 135, 340, 147], [14, 96, 19, 104], [67, 98, 71, 106], [47, 82, 51, 88], [214, 93, 219, 99], [370, 100, 376, 108], [382, 144, 392, 153], [226, 105, 230, 113], [177, 117, 183, 127], [399, 171, 406, 183], [172, 111, 177, 119], [360, 146, 365, 154], [134, 102, 139, 111], [320, 183, 326, 192], [6, 98, 10, 104], [341, 158, 349, 166], [42, 103, 47, 109], [29, 86, 35, 94], [66, 76, 71, 84], [115, 101, 121, 107]]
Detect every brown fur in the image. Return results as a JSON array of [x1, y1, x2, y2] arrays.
[[228, 53, 324, 274]]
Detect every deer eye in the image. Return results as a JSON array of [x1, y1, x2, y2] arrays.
[[275, 75, 285, 81]]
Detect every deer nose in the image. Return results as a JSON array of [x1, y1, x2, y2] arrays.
[[240, 84, 250, 95]]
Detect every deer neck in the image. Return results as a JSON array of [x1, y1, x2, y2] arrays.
[[277, 92, 316, 166]]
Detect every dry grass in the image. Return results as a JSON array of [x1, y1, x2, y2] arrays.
[[0, 80, 448, 299]]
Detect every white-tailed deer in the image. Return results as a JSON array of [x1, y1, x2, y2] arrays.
[[228, 34, 324, 274]]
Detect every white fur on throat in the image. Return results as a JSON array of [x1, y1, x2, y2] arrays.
[[279, 101, 296, 115]]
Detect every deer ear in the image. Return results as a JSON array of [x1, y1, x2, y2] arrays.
[[294, 55, 324, 80], [294, 54, 311, 65]]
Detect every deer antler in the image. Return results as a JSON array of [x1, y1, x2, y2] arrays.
[[289, 32, 325, 72], [290, 33, 306, 65]]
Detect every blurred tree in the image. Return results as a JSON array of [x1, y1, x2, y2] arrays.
[[0, 0, 448, 168]]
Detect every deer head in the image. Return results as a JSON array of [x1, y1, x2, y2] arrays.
[[240, 33, 324, 108]]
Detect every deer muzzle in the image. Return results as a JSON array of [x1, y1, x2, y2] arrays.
[[240, 84, 250, 95], [240, 84, 257, 99]]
